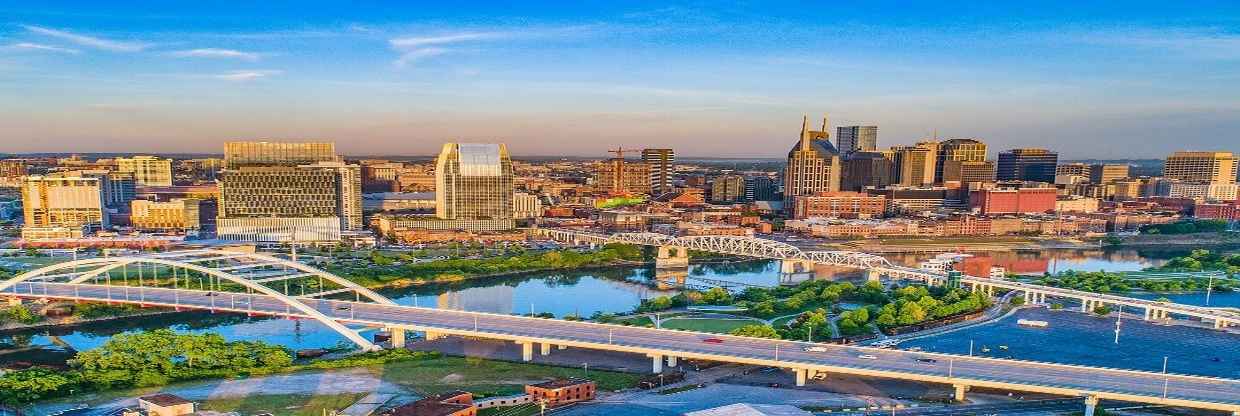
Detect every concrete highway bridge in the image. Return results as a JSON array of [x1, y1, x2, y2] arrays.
[[1, 249, 1239, 414], [530, 228, 1240, 330]]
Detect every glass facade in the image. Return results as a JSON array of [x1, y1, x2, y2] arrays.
[[435, 143, 514, 220], [224, 141, 339, 168]]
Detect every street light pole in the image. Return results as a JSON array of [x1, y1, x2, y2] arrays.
[[1162, 356, 1170, 399], [1114, 305, 1123, 344]]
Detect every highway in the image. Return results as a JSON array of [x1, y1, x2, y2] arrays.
[[9, 281, 1240, 414]]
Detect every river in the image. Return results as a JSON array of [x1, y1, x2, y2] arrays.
[[2, 245, 1237, 371]]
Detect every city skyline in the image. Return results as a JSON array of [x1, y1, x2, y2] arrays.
[[3, 2, 1240, 158]]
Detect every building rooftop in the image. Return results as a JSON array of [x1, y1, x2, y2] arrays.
[[139, 393, 192, 407], [529, 378, 594, 389], [388, 391, 473, 416]]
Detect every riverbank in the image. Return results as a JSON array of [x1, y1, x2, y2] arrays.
[[1108, 232, 1240, 247]]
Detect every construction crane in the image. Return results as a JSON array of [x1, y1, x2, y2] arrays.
[[608, 146, 640, 159]]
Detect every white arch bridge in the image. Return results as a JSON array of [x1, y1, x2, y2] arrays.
[[0, 249, 397, 350]]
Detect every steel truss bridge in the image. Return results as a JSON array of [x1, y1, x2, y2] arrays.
[[1, 249, 1239, 414], [531, 228, 1240, 329], [530, 229, 892, 269]]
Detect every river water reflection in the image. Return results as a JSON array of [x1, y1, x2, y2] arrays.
[[2, 245, 1237, 366]]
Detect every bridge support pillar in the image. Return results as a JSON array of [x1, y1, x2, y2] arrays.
[[519, 342, 533, 362], [667, 356, 677, 367], [794, 368, 808, 387], [953, 384, 969, 402], [649, 354, 664, 373], [558, 344, 567, 350], [540, 342, 552, 356], [1081, 299, 1090, 312], [655, 246, 689, 269], [388, 328, 405, 349], [424, 331, 442, 341], [1083, 395, 1099, 416], [780, 259, 816, 274], [864, 269, 882, 282]]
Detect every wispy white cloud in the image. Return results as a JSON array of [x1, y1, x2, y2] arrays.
[[171, 48, 260, 61], [1065, 27, 1240, 60], [388, 32, 506, 68], [389, 32, 505, 49], [214, 69, 282, 81], [22, 25, 148, 52], [5, 42, 81, 54]]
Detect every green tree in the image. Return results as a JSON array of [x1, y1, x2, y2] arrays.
[[701, 287, 734, 305], [897, 302, 926, 325], [730, 324, 781, 339]]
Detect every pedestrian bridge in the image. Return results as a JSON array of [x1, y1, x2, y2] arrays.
[[531, 228, 1240, 329]]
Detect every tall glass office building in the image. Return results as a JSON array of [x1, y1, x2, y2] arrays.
[[435, 143, 514, 221]]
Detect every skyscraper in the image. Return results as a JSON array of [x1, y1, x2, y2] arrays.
[[710, 174, 746, 203], [997, 148, 1059, 183], [1089, 164, 1130, 184], [217, 141, 361, 241], [115, 155, 173, 187], [891, 143, 938, 187], [836, 126, 878, 154], [435, 143, 515, 222], [784, 116, 842, 208], [641, 148, 675, 195], [1163, 151, 1237, 184], [224, 141, 338, 168], [21, 174, 108, 239], [841, 151, 893, 191], [744, 175, 779, 201], [594, 155, 651, 195], [934, 139, 987, 183], [940, 160, 997, 187]]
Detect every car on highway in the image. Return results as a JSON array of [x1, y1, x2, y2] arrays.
[[857, 354, 878, 360], [803, 346, 828, 352], [335, 305, 351, 311], [702, 338, 723, 344], [915, 358, 938, 364]]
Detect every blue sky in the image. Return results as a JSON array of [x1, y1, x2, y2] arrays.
[[1, 1, 1238, 158]]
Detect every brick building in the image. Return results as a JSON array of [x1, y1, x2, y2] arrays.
[[790, 192, 886, 219], [524, 379, 596, 407], [969, 188, 1057, 215], [387, 391, 476, 416]]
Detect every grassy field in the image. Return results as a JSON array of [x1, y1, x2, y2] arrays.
[[375, 356, 641, 397], [660, 317, 758, 334], [196, 393, 367, 416]]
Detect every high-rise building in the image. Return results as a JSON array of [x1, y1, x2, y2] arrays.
[[836, 126, 878, 154], [891, 143, 937, 187], [63, 169, 135, 209], [0, 160, 27, 187], [934, 139, 987, 183], [116, 155, 173, 186], [217, 142, 361, 241], [710, 174, 746, 203], [435, 143, 515, 222], [941, 160, 997, 186], [1055, 163, 1090, 177], [131, 198, 201, 232], [594, 158, 651, 195], [842, 152, 893, 191], [1089, 164, 1130, 184], [1163, 151, 1237, 184], [224, 141, 338, 168], [21, 174, 108, 238], [997, 148, 1059, 183], [784, 116, 842, 208], [641, 148, 675, 195], [744, 175, 779, 201]]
